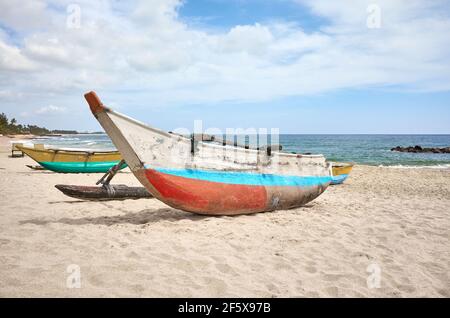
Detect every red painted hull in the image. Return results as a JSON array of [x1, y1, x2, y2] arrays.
[[144, 169, 327, 215], [145, 169, 267, 214]]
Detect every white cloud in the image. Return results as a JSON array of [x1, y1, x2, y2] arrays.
[[0, 0, 51, 31], [0, 0, 449, 118], [35, 105, 66, 114], [220, 24, 273, 55], [0, 40, 37, 72]]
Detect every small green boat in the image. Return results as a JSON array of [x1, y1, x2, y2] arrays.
[[17, 144, 127, 173]]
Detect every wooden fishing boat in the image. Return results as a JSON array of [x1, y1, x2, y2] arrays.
[[84, 91, 332, 215], [17, 144, 126, 173], [55, 184, 152, 201], [330, 162, 354, 185]]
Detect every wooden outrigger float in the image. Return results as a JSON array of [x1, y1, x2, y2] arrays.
[[55, 184, 152, 201], [17, 144, 126, 173], [55, 160, 152, 201], [84, 91, 333, 215], [26, 164, 46, 170]]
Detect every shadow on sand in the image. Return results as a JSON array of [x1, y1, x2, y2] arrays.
[[19, 202, 313, 227], [20, 207, 208, 226], [16, 171, 57, 175]]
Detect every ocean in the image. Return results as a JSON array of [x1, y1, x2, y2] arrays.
[[30, 134, 450, 167]]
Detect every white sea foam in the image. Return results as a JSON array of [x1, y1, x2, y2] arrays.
[[378, 164, 450, 170], [9, 140, 34, 147], [51, 137, 80, 141]]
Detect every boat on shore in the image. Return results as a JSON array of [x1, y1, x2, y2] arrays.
[[330, 162, 354, 185], [17, 144, 126, 173], [84, 91, 332, 215]]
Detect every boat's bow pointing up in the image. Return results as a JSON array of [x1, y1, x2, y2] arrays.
[[84, 91, 108, 116]]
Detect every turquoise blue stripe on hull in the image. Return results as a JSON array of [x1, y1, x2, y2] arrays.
[[146, 166, 332, 187], [331, 174, 348, 185], [40, 161, 127, 173]]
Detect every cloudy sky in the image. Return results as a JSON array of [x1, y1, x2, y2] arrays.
[[1, 0, 450, 133]]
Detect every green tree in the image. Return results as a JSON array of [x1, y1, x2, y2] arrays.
[[0, 113, 10, 134], [0, 112, 72, 135]]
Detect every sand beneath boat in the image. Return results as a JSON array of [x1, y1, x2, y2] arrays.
[[0, 138, 449, 297]]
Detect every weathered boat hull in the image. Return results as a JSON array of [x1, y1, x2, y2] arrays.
[[55, 184, 152, 201], [17, 145, 126, 173], [330, 163, 354, 185], [84, 91, 332, 215], [144, 167, 328, 215]]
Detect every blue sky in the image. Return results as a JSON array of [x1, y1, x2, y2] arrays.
[[0, 0, 449, 133], [121, 89, 450, 134], [179, 0, 327, 31]]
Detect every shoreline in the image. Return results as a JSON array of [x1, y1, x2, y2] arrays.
[[377, 164, 450, 169], [0, 135, 36, 153], [1, 135, 449, 169]]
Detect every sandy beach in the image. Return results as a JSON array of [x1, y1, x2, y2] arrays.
[[0, 136, 449, 297]]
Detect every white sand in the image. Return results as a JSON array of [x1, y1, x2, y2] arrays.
[[0, 138, 449, 297]]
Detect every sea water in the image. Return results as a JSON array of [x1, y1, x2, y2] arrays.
[[30, 134, 450, 167]]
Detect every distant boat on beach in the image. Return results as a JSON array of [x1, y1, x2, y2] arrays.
[[84, 91, 332, 215], [17, 144, 126, 173], [330, 162, 354, 185]]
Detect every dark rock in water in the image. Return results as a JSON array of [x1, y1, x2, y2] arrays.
[[391, 145, 450, 153]]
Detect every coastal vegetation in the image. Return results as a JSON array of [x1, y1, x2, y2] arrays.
[[0, 112, 78, 135]]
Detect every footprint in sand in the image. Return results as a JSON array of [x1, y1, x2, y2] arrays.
[[229, 243, 245, 252], [265, 282, 280, 294], [304, 266, 317, 274], [437, 289, 450, 297], [0, 238, 10, 245], [154, 252, 173, 261], [202, 277, 228, 294], [215, 263, 236, 275], [211, 255, 227, 263], [172, 245, 187, 253], [250, 262, 264, 272], [325, 286, 339, 297], [126, 251, 141, 260], [129, 284, 146, 294], [397, 284, 416, 294], [88, 274, 105, 287], [323, 273, 343, 282], [113, 240, 129, 248]]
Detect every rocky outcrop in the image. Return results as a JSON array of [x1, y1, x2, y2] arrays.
[[391, 145, 450, 153]]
